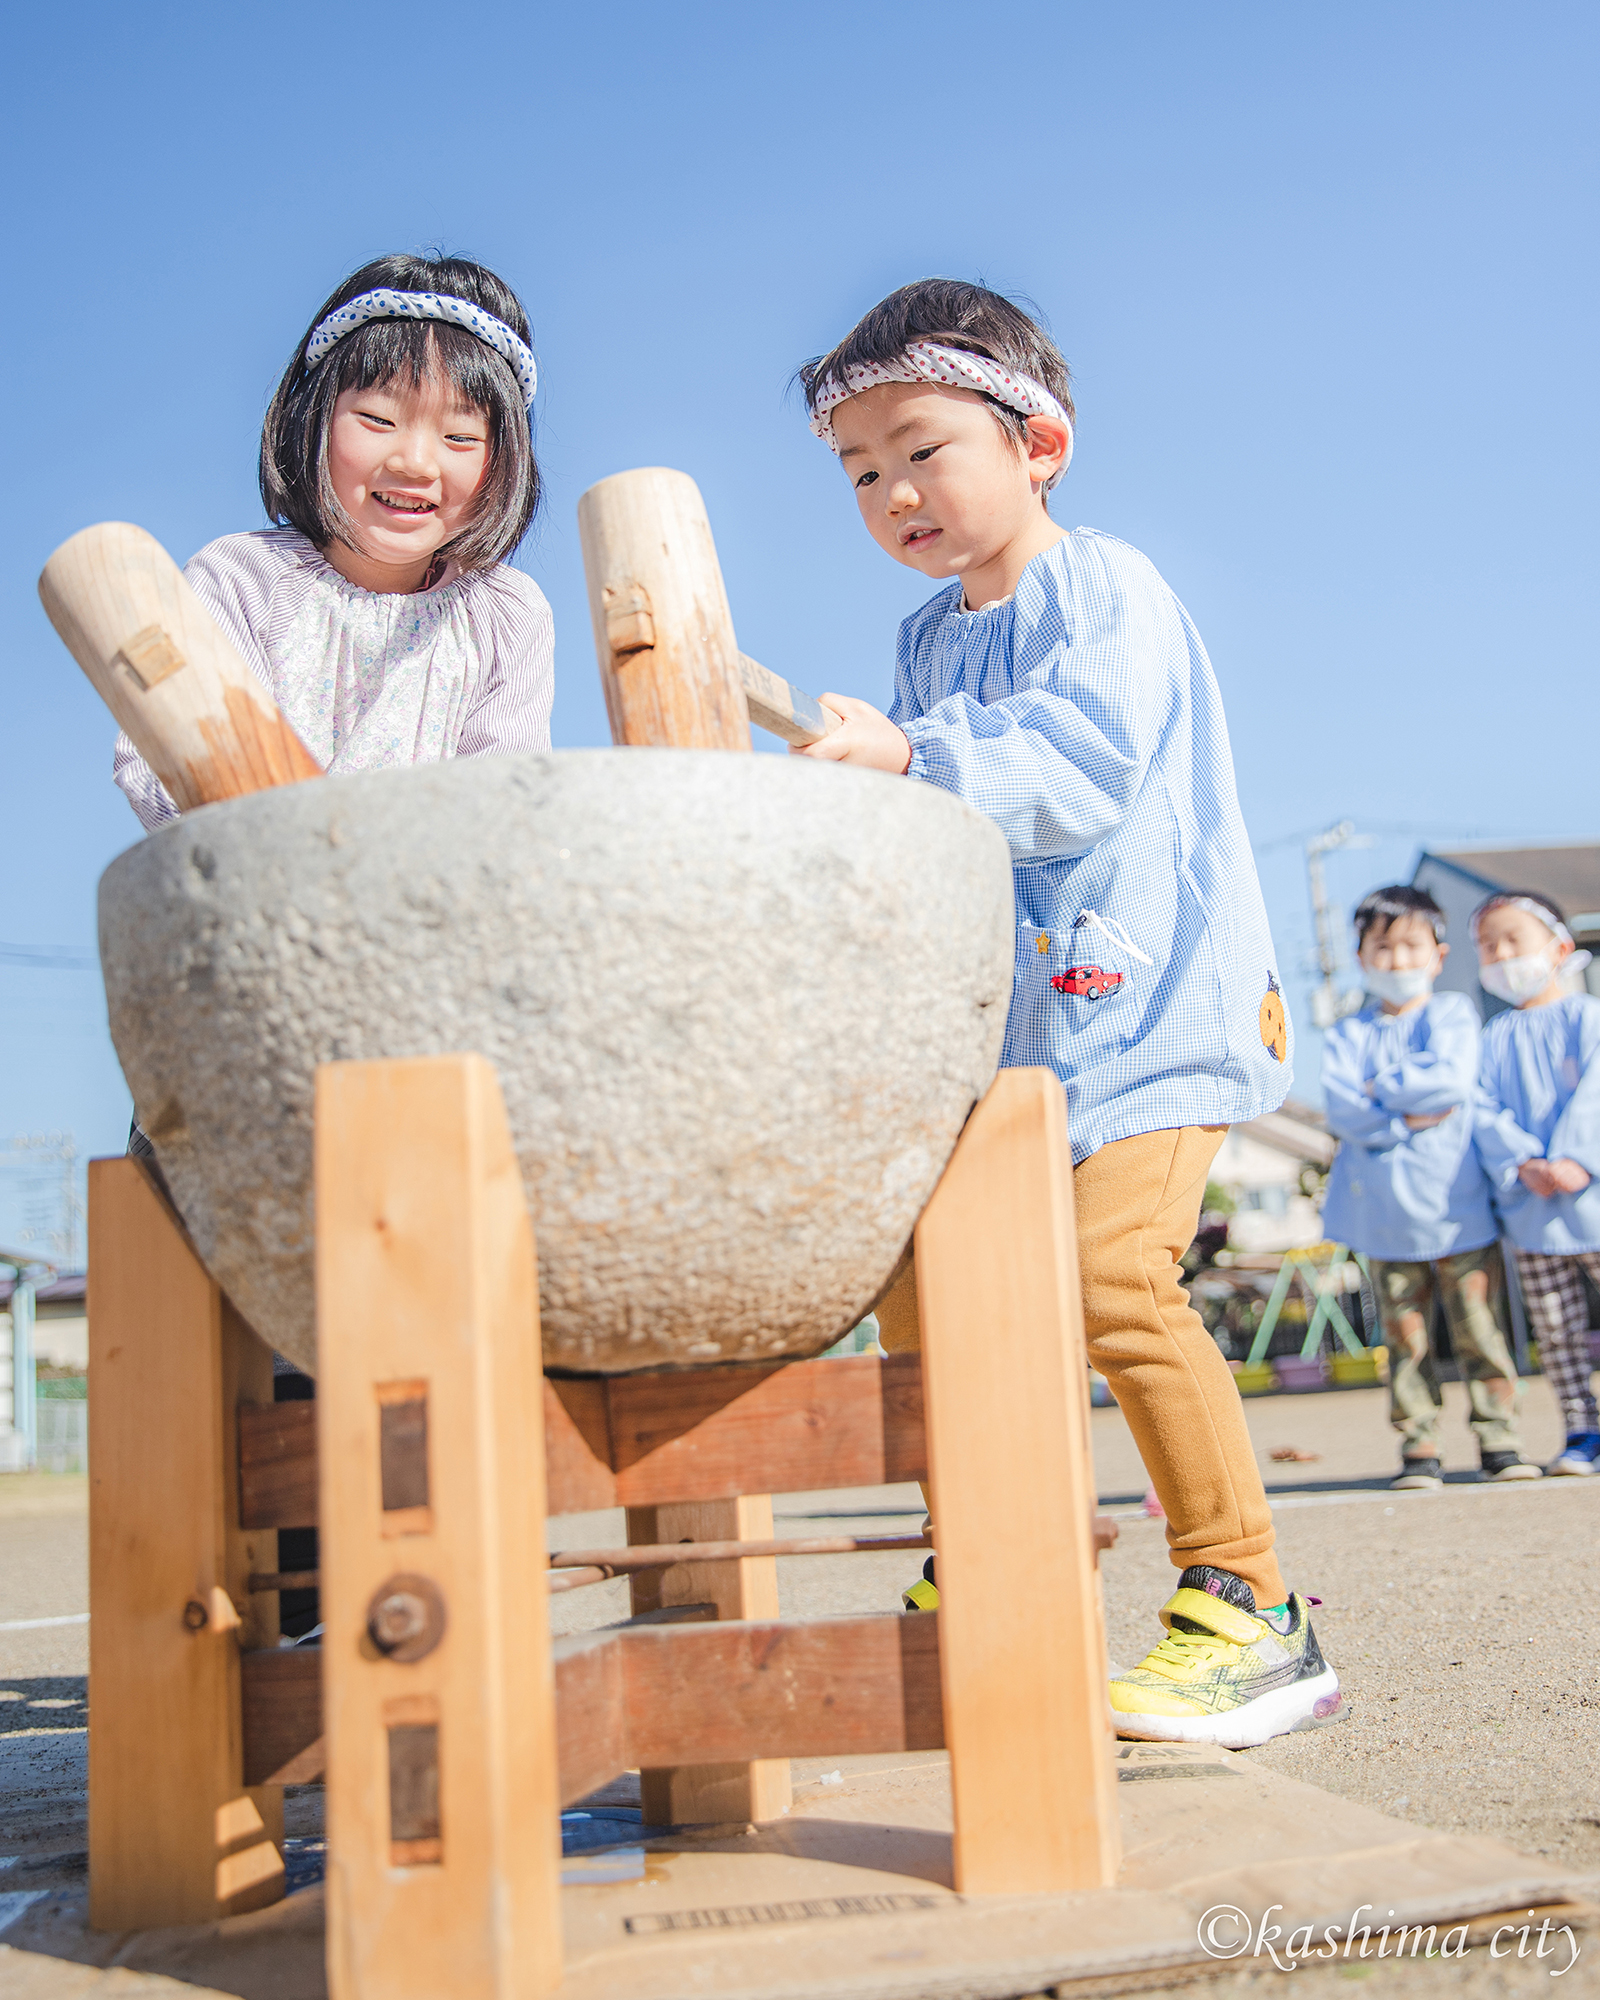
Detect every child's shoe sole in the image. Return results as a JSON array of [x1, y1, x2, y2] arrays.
[[1482, 1460, 1541, 1481], [1547, 1453, 1598, 1477], [1109, 1667, 1344, 1749]]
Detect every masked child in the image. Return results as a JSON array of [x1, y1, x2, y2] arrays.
[[114, 251, 554, 831], [1322, 886, 1534, 1488], [794, 279, 1339, 1748], [1473, 892, 1600, 1475]]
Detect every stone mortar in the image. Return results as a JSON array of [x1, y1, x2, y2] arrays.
[[99, 750, 1013, 1373]]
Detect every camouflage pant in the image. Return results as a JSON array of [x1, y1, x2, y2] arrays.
[[1371, 1244, 1522, 1456]]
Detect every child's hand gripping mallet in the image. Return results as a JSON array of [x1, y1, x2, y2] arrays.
[[38, 521, 323, 810]]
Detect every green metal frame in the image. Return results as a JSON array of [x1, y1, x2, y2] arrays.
[[1243, 1245, 1373, 1365]]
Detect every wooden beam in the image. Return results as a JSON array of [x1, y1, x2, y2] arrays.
[[238, 1400, 318, 1529], [87, 1158, 285, 1928], [548, 1623, 626, 1809], [626, 1497, 792, 1828], [601, 1351, 926, 1506], [620, 1613, 942, 1768], [913, 1069, 1121, 1895], [316, 1055, 563, 1999], [242, 1614, 945, 1807], [242, 1647, 323, 1788], [239, 1351, 930, 1529]]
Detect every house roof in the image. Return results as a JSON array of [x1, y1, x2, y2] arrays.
[[1423, 843, 1600, 930], [0, 1272, 84, 1307], [1236, 1111, 1336, 1170]]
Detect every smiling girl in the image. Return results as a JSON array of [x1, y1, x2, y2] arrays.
[[114, 252, 553, 829]]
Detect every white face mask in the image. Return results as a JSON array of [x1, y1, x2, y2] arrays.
[[1480, 946, 1559, 1006], [1364, 965, 1435, 1007]]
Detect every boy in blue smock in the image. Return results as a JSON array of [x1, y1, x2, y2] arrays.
[[1321, 886, 1535, 1490], [1473, 891, 1600, 1476], [792, 279, 1340, 1750]]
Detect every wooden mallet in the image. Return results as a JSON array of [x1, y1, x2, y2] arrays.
[[38, 522, 323, 811], [578, 467, 844, 750]]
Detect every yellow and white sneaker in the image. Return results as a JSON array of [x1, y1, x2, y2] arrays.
[[901, 1556, 939, 1613], [1109, 1565, 1342, 1749]]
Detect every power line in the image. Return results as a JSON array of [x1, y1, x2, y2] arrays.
[[0, 942, 98, 970]]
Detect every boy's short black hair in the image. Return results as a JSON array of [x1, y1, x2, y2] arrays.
[[260, 252, 539, 573], [798, 279, 1074, 489], [1353, 884, 1446, 946]]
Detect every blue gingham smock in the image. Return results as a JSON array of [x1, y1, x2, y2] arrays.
[[891, 530, 1291, 1162], [1474, 995, 1600, 1253], [1319, 992, 1497, 1261]]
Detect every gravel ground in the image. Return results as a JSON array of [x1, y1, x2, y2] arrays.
[[3, 1376, 1596, 1997]]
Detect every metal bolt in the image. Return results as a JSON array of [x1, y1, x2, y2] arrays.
[[371, 1591, 428, 1651], [182, 1599, 208, 1631], [365, 1573, 446, 1663]]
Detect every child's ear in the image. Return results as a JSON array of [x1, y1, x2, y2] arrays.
[[1437, 941, 1450, 965], [1024, 415, 1071, 490]]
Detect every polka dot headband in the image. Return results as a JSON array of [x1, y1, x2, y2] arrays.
[[808, 340, 1073, 483], [304, 289, 538, 408], [1469, 894, 1575, 947]]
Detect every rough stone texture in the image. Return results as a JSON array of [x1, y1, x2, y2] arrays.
[[99, 750, 1013, 1374]]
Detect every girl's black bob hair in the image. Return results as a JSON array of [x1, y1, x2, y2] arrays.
[[798, 278, 1074, 495], [260, 252, 539, 574], [1353, 884, 1446, 945]]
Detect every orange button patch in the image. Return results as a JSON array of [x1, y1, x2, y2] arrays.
[[1259, 971, 1287, 1063]]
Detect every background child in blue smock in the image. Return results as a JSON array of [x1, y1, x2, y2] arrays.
[[1322, 886, 1535, 1489], [792, 278, 1339, 1751], [1473, 891, 1600, 1476]]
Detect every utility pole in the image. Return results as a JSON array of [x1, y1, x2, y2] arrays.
[[8, 1132, 83, 1270], [1305, 822, 1364, 1030]]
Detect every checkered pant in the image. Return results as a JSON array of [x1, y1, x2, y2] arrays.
[[1513, 1249, 1600, 1432]]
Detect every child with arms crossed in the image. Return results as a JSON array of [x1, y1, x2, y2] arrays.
[[1321, 886, 1535, 1491], [1473, 892, 1600, 1476], [114, 250, 554, 832], [794, 279, 1337, 1747]]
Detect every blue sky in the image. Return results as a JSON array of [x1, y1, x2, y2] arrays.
[[3, 3, 1596, 1259]]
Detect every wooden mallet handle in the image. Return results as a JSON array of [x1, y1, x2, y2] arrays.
[[39, 521, 322, 812]]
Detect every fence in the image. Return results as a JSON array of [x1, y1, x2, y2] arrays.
[[35, 1396, 87, 1474]]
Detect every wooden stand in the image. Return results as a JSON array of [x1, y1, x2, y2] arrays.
[[315, 1056, 563, 1999], [85, 1056, 1116, 1994], [87, 1158, 285, 1928]]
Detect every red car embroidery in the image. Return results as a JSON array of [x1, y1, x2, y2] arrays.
[[1052, 964, 1124, 1001]]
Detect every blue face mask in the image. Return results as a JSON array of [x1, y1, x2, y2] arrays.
[[1364, 965, 1435, 1007]]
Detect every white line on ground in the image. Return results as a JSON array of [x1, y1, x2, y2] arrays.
[[0, 1612, 89, 1632], [1105, 1475, 1600, 1520]]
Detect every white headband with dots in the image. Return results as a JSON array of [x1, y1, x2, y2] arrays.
[[1469, 895, 1574, 947], [808, 339, 1073, 483], [305, 289, 537, 408]]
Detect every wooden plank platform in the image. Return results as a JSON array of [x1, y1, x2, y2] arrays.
[[4, 1748, 1587, 2000]]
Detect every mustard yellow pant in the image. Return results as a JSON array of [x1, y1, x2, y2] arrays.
[[877, 1124, 1285, 1610]]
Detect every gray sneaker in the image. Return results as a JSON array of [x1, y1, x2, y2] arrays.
[[1392, 1457, 1443, 1490], [1480, 1451, 1541, 1482]]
